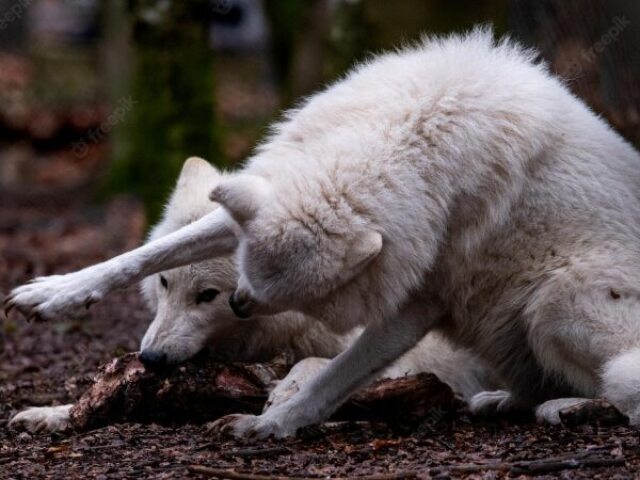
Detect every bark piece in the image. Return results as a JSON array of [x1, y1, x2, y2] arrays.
[[338, 373, 457, 422], [559, 399, 628, 427], [69, 353, 456, 431]]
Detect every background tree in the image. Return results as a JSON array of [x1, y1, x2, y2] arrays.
[[101, 0, 218, 222]]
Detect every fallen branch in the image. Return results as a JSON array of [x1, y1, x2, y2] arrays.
[[69, 353, 456, 430], [188, 465, 418, 480], [510, 456, 626, 475], [221, 446, 291, 459], [429, 455, 626, 476]]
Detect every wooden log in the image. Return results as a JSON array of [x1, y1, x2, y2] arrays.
[[69, 353, 291, 430], [337, 372, 457, 423], [69, 353, 456, 431]]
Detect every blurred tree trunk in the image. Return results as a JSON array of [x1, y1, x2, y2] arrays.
[[100, 0, 218, 224], [288, 0, 330, 100], [510, 0, 640, 147], [264, 0, 330, 105]]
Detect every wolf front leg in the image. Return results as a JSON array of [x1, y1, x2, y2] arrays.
[[4, 208, 237, 321], [9, 404, 74, 433], [209, 300, 442, 440]]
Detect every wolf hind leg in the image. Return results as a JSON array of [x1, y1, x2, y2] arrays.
[[601, 347, 640, 425], [525, 262, 640, 424]]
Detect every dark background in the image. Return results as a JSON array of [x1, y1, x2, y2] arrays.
[[0, 0, 638, 223]]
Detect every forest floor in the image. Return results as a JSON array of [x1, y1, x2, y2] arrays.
[[1, 194, 640, 480]]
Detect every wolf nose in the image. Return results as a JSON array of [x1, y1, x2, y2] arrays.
[[139, 350, 168, 371], [229, 290, 252, 319]]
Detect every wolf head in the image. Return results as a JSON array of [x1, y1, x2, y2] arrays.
[[139, 157, 242, 368], [210, 173, 383, 318]]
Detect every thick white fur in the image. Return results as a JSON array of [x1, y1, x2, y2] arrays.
[[209, 29, 640, 437], [9, 157, 496, 433], [601, 348, 640, 424], [8, 29, 640, 437]]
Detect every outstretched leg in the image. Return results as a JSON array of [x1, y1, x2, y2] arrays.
[[209, 300, 442, 440], [4, 208, 237, 321]]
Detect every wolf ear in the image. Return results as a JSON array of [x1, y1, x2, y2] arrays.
[[176, 157, 220, 190], [209, 175, 271, 225], [344, 230, 383, 274], [164, 157, 221, 215]]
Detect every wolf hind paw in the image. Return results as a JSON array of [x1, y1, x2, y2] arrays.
[[534, 398, 592, 425]]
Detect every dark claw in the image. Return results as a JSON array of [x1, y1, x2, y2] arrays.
[[207, 416, 237, 437], [26, 310, 45, 323], [3, 296, 15, 318], [84, 296, 97, 310]]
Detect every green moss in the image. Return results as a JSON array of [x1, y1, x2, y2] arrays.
[[100, 0, 219, 224]]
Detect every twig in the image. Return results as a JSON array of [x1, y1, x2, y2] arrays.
[[223, 446, 291, 459], [72, 442, 127, 452], [510, 457, 625, 474], [430, 455, 625, 476], [188, 465, 417, 480]]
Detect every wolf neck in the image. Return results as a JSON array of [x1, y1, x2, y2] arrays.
[[207, 311, 357, 363]]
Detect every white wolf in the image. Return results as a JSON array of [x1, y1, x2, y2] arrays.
[[9, 157, 497, 433], [7, 29, 640, 439]]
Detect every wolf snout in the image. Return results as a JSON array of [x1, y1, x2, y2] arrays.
[[139, 350, 168, 371], [229, 289, 254, 319]]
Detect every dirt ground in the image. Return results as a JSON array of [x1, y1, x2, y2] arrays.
[[0, 198, 639, 480]]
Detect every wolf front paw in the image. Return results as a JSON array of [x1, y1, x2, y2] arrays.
[[468, 390, 515, 415], [4, 270, 107, 321], [9, 405, 73, 433], [207, 411, 301, 441]]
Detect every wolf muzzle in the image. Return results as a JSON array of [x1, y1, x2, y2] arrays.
[[228, 290, 254, 319], [139, 350, 168, 371]]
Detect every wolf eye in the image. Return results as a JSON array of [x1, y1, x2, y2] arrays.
[[196, 289, 219, 304], [159, 275, 168, 289]]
